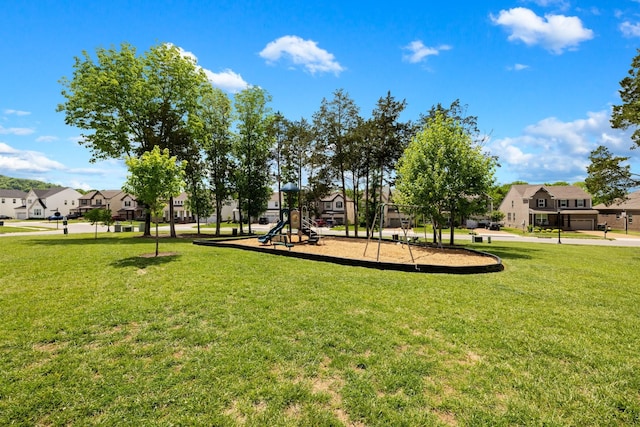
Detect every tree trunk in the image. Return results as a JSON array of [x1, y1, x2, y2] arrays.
[[169, 196, 176, 238]]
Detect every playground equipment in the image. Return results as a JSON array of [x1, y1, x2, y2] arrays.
[[364, 203, 432, 263], [257, 207, 322, 246]]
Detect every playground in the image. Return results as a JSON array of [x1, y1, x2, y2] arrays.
[[196, 204, 503, 273], [220, 235, 500, 267]]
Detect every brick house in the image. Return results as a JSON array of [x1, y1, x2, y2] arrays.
[[499, 184, 598, 230], [593, 190, 640, 233]]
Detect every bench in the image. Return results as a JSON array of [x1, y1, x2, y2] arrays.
[[272, 234, 293, 250]]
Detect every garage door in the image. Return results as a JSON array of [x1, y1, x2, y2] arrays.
[[570, 219, 594, 230]]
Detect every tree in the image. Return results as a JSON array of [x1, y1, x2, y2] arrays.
[[585, 146, 639, 206], [57, 42, 211, 236], [200, 87, 234, 236], [85, 208, 113, 239], [586, 49, 640, 204], [233, 86, 274, 235], [396, 111, 497, 246], [611, 49, 640, 149], [122, 147, 186, 256], [366, 92, 411, 236], [313, 89, 361, 236]]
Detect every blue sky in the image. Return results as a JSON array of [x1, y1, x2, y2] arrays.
[[1, 0, 640, 191]]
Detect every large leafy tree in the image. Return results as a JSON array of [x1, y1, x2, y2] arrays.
[[123, 147, 186, 257], [57, 42, 212, 235], [233, 86, 274, 235], [586, 49, 640, 204], [396, 111, 497, 246]]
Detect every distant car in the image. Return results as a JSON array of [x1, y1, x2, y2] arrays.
[[487, 222, 501, 230], [314, 218, 327, 227], [47, 214, 64, 221], [258, 217, 269, 224], [0, 215, 12, 219], [66, 212, 82, 219]]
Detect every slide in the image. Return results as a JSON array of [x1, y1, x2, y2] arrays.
[[258, 219, 287, 243]]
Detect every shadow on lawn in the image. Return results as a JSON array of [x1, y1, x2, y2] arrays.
[[111, 254, 180, 269]]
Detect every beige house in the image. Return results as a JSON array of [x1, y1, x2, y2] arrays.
[[317, 192, 355, 226], [499, 184, 597, 230], [593, 190, 640, 233], [0, 189, 27, 219], [15, 187, 82, 219]]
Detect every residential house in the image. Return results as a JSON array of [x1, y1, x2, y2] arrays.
[[0, 189, 27, 218], [78, 190, 126, 217], [115, 193, 144, 221], [593, 190, 640, 233], [317, 192, 355, 226], [499, 184, 597, 230], [15, 187, 83, 219], [163, 192, 195, 223]]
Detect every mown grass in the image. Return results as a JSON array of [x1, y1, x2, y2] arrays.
[[0, 233, 639, 425]]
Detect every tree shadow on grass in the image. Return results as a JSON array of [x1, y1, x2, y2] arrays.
[[111, 253, 181, 269], [24, 235, 177, 247]]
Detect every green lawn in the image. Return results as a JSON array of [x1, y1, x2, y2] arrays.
[[0, 233, 638, 425]]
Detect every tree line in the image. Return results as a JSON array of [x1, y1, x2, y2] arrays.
[[58, 42, 498, 242]]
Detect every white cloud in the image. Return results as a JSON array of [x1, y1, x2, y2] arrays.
[[0, 125, 35, 136], [0, 143, 66, 173], [620, 21, 640, 38], [36, 135, 59, 143], [491, 7, 594, 54], [402, 40, 452, 64], [3, 109, 31, 116], [203, 69, 249, 93], [488, 110, 633, 183], [508, 63, 530, 71], [259, 35, 344, 75], [168, 42, 249, 93]]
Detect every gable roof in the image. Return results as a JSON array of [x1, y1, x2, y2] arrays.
[[0, 189, 28, 198], [510, 185, 590, 200], [33, 187, 67, 198], [593, 190, 640, 210]]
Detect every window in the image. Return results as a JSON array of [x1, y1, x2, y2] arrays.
[[576, 199, 585, 208], [629, 214, 634, 224], [64, 200, 68, 205], [1, 198, 4, 204], [507, 213, 512, 221], [96, 199, 102, 206], [274, 202, 278, 208], [537, 199, 547, 208], [34, 208, 42, 216], [13, 199, 16, 204], [336, 201, 343, 209], [511, 200, 514, 208], [124, 200, 131, 207], [324, 202, 332, 210], [559, 199, 568, 208], [616, 213, 621, 219], [71, 200, 75, 205]]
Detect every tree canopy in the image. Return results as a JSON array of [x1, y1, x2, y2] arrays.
[[122, 146, 186, 256], [396, 111, 496, 245]]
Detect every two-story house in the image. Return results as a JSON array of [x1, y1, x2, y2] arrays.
[[0, 189, 27, 219], [317, 192, 355, 226], [77, 190, 144, 220], [499, 184, 598, 230], [593, 190, 640, 233], [14, 187, 83, 219]]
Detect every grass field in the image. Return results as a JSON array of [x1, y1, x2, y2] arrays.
[[0, 233, 638, 425]]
